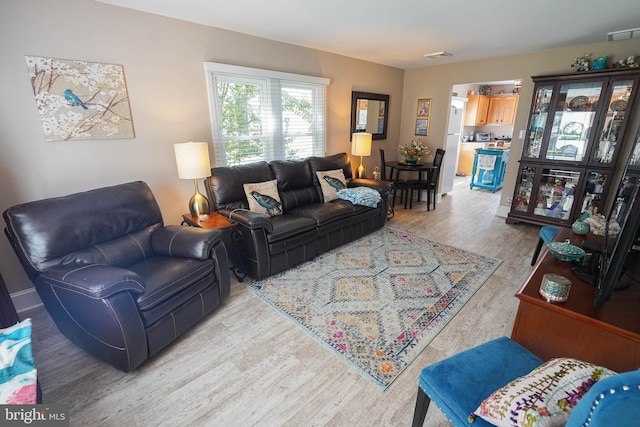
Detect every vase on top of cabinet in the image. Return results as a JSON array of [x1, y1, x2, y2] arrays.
[[507, 68, 640, 227]]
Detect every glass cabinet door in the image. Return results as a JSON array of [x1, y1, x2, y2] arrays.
[[544, 81, 603, 163], [591, 79, 635, 166], [513, 165, 538, 213], [630, 127, 640, 171], [613, 173, 640, 222], [524, 85, 553, 158], [532, 168, 582, 221], [578, 170, 610, 216]]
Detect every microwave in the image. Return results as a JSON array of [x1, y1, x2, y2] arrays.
[[476, 133, 492, 142]]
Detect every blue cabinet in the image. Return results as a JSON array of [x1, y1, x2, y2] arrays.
[[470, 148, 509, 192]]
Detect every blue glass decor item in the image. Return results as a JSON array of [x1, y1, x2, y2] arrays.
[[590, 56, 608, 71]]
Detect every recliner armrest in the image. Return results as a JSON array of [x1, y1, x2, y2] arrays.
[[152, 225, 223, 260], [38, 264, 145, 299], [220, 209, 274, 232]]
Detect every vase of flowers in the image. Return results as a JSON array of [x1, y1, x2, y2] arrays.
[[570, 53, 591, 72], [399, 140, 428, 163]]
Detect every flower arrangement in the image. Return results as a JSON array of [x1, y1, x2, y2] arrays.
[[399, 140, 429, 162], [613, 55, 640, 68], [570, 53, 591, 72]]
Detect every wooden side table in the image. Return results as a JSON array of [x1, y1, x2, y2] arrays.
[[181, 212, 246, 282]]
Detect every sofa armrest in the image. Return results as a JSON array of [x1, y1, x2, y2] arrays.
[[220, 209, 274, 232], [152, 225, 223, 260], [349, 178, 394, 194], [38, 264, 145, 299]]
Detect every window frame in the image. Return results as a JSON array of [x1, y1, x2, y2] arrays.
[[203, 62, 330, 166]]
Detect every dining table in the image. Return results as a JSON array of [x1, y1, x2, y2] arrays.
[[385, 161, 437, 209]]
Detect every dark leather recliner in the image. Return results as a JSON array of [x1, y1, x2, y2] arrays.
[[3, 181, 230, 372]]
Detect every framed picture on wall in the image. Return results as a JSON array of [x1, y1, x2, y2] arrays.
[[415, 118, 429, 136], [416, 98, 431, 117]]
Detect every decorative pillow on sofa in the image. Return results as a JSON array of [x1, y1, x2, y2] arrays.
[[243, 179, 283, 217], [0, 318, 38, 404], [473, 358, 616, 427], [316, 169, 347, 202]]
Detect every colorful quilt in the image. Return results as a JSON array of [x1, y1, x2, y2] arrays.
[[0, 318, 37, 404]]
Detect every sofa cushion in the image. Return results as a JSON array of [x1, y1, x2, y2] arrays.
[[278, 187, 320, 212], [206, 161, 274, 211], [288, 202, 353, 226], [271, 159, 321, 210], [308, 152, 353, 184], [270, 159, 314, 191], [316, 169, 347, 202], [474, 358, 616, 427], [243, 179, 283, 217], [265, 215, 317, 243]]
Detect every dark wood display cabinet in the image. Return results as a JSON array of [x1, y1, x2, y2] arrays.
[[507, 68, 640, 227]]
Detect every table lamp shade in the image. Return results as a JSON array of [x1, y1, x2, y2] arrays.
[[351, 133, 372, 156], [174, 142, 211, 179], [174, 141, 211, 218], [352, 133, 372, 178]]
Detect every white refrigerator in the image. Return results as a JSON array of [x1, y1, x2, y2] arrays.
[[440, 97, 467, 194]]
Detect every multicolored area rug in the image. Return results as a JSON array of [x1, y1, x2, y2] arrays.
[[245, 227, 502, 390]]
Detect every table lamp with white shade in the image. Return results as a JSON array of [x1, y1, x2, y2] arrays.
[[351, 132, 372, 179], [174, 140, 211, 219]]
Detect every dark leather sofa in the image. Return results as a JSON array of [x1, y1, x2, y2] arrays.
[[3, 181, 230, 372], [205, 152, 392, 280]]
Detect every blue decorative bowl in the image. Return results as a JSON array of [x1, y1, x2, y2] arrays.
[[572, 220, 590, 235], [547, 240, 586, 262]]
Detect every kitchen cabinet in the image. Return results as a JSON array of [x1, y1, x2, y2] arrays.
[[458, 142, 483, 175], [507, 68, 640, 226], [486, 95, 518, 126], [464, 94, 489, 126]]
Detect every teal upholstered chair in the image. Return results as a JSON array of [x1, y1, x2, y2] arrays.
[[411, 337, 542, 427], [565, 367, 640, 427], [412, 336, 640, 427]]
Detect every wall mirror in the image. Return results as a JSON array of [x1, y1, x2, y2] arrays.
[[350, 91, 389, 140]]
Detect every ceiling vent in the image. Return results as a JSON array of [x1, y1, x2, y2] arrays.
[[607, 28, 640, 41], [424, 51, 454, 59]]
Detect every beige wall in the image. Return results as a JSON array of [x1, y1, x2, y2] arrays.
[[402, 38, 640, 212], [0, 0, 404, 294], [3, 0, 640, 298]]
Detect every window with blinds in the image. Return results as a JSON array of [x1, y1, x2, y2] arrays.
[[204, 63, 330, 166]]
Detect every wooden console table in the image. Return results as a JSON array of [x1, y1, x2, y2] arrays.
[[511, 228, 640, 372]]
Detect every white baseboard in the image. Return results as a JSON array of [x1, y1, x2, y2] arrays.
[[11, 288, 43, 314], [496, 205, 510, 218]]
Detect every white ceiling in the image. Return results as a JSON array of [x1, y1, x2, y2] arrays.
[[95, 0, 640, 69]]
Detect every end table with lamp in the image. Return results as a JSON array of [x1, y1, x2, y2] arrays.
[[181, 212, 246, 282]]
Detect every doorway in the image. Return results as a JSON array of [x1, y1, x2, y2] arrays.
[[440, 80, 521, 197]]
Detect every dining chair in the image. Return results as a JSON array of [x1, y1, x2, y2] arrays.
[[408, 148, 445, 211], [380, 148, 410, 209]]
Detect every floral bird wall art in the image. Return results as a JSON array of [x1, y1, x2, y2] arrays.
[[25, 56, 135, 141]]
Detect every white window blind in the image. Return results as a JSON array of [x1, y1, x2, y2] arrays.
[[203, 63, 330, 166]]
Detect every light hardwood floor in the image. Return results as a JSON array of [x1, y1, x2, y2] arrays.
[[24, 177, 540, 426]]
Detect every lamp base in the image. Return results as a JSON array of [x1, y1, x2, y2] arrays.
[[189, 179, 210, 219], [357, 157, 366, 179]]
